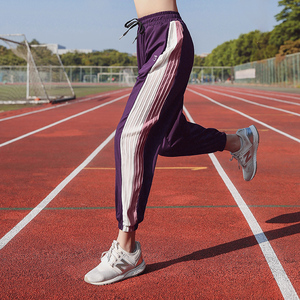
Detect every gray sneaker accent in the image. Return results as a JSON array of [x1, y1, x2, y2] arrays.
[[230, 125, 259, 181], [84, 241, 146, 285]]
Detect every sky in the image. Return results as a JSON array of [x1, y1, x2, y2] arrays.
[[1, 0, 282, 55]]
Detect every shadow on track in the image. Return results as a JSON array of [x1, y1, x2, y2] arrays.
[[144, 222, 300, 274], [266, 212, 300, 224]]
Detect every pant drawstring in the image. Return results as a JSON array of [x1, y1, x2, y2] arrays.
[[120, 18, 145, 43]]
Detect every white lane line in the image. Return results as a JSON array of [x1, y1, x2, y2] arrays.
[[230, 88, 300, 101], [187, 88, 300, 144], [199, 86, 300, 105], [193, 87, 300, 116], [0, 94, 129, 148], [224, 89, 300, 106], [0, 89, 130, 122], [0, 103, 68, 122], [183, 105, 299, 300], [0, 130, 115, 250]]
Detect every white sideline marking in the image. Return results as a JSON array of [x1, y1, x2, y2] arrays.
[[0, 94, 129, 148], [183, 105, 299, 300], [198, 88, 300, 116], [227, 87, 300, 101], [187, 88, 300, 144], [209, 153, 299, 300], [228, 89, 300, 105], [0, 89, 130, 122], [0, 103, 68, 122], [200, 86, 300, 106], [0, 131, 115, 250]]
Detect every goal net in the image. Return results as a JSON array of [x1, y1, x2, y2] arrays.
[[119, 68, 136, 87], [0, 34, 75, 104], [96, 67, 136, 86]]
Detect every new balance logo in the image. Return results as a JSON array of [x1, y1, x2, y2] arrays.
[[244, 150, 252, 164], [115, 259, 130, 271]]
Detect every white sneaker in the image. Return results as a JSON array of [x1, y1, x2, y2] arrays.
[[84, 240, 146, 285], [230, 125, 259, 181]]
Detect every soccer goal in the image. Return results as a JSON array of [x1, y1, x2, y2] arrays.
[[0, 34, 75, 104], [119, 68, 136, 87], [97, 67, 136, 86]]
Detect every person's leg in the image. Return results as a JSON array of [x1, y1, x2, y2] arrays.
[[157, 102, 259, 181], [158, 116, 259, 181], [158, 112, 227, 157], [224, 134, 241, 152], [117, 230, 136, 253], [228, 126, 259, 181], [85, 12, 191, 285], [85, 11, 259, 286], [115, 12, 193, 234]]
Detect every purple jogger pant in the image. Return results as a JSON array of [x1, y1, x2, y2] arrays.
[[114, 11, 226, 232]]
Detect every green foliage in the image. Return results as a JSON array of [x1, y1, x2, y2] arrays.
[[270, 0, 300, 47], [204, 41, 234, 67], [31, 46, 61, 66], [60, 49, 137, 67], [0, 39, 138, 67], [204, 0, 300, 66], [276, 39, 300, 60], [0, 44, 26, 65], [29, 39, 40, 46], [204, 30, 279, 67], [193, 55, 206, 66]]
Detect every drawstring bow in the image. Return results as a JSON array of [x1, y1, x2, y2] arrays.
[[120, 18, 145, 43]]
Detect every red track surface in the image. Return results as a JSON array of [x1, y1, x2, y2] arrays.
[[0, 85, 299, 299]]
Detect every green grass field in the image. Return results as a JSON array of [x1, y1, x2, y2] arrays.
[[72, 84, 124, 98], [0, 85, 127, 112]]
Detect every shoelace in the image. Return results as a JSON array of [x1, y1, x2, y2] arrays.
[[230, 154, 241, 169], [101, 241, 123, 267], [120, 18, 145, 43]]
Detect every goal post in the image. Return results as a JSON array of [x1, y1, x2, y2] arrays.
[[96, 68, 136, 86], [30, 44, 75, 102], [0, 34, 75, 104]]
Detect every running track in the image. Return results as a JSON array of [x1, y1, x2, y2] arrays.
[[0, 85, 299, 299]]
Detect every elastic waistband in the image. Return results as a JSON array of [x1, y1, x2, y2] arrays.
[[138, 11, 181, 26]]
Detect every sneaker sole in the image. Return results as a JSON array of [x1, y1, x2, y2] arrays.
[[84, 260, 146, 286], [248, 125, 259, 181]]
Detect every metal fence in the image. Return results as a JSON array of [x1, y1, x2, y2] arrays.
[[1, 52, 300, 88], [64, 66, 234, 85], [0, 66, 139, 85], [0, 66, 139, 102], [64, 66, 138, 86], [190, 66, 233, 84], [234, 52, 300, 87]]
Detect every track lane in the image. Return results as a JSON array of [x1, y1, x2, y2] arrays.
[[197, 87, 300, 115], [0, 86, 299, 299], [184, 105, 298, 299], [0, 135, 286, 299], [207, 85, 300, 101], [0, 90, 130, 145], [0, 89, 131, 122], [207, 86, 300, 106], [185, 88, 300, 298], [188, 87, 300, 142], [0, 92, 130, 238]]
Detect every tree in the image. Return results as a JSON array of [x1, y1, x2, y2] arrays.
[[276, 39, 300, 59], [193, 55, 205, 67], [270, 0, 300, 47], [29, 39, 40, 46], [60, 52, 83, 66], [205, 40, 235, 67], [0, 45, 26, 66]]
